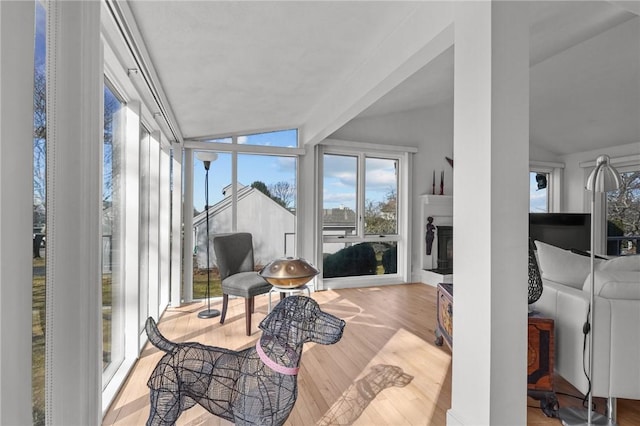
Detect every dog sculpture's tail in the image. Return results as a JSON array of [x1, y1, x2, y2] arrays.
[[145, 317, 178, 353]]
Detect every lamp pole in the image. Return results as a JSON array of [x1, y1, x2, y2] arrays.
[[197, 152, 220, 319], [559, 155, 621, 426]]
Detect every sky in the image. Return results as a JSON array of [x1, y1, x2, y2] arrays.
[[192, 130, 297, 212], [192, 141, 398, 213]]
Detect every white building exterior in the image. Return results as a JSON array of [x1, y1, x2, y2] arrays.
[[193, 184, 296, 268]]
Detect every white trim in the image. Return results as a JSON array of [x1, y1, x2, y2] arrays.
[[185, 139, 306, 156], [0, 2, 36, 424], [182, 148, 195, 303], [579, 153, 640, 169], [148, 131, 161, 320], [45, 2, 103, 424], [171, 143, 184, 307], [322, 137, 418, 153], [186, 125, 302, 145], [530, 160, 564, 169]]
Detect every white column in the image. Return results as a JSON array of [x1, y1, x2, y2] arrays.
[[449, 2, 529, 425], [182, 148, 194, 302], [0, 2, 35, 424], [45, 1, 102, 424], [170, 143, 183, 307]]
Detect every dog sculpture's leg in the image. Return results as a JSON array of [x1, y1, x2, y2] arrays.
[[147, 389, 181, 426]]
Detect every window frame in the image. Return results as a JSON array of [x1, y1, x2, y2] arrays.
[[317, 140, 412, 290], [530, 161, 563, 213]]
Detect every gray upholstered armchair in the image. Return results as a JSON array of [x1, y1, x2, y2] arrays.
[[213, 233, 272, 335]]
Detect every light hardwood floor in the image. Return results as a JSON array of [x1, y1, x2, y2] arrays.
[[103, 283, 640, 425]]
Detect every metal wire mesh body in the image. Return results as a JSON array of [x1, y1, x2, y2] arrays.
[[528, 239, 544, 304], [145, 296, 345, 426]]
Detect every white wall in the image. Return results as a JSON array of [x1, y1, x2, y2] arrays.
[[330, 101, 454, 281]]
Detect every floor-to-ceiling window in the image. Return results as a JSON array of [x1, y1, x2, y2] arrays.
[[189, 129, 299, 299], [102, 81, 125, 382], [321, 149, 402, 284], [32, 2, 46, 423]]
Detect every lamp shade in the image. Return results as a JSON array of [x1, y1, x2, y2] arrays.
[[196, 151, 218, 170], [585, 155, 622, 193], [260, 257, 319, 289]]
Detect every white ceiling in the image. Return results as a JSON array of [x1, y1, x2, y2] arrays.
[[125, 1, 639, 156]]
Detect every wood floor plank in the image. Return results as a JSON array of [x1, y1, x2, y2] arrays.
[[102, 284, 640, 425]]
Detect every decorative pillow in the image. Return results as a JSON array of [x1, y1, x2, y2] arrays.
[[597, 255, 640, 272], [534, 240, 602, 289]]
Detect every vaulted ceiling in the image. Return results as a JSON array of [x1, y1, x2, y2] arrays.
[[120, 1, 639, 156]]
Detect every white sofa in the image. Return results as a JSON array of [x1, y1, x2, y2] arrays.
[[533, 241, 640, 409]]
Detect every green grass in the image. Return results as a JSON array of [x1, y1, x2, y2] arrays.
[[192, 268, 223, 299]]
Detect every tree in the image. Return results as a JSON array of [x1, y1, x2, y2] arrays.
[[250, 181, 272, 197], [268, 181, 295, 209], [364, 189, 397, 235], [608, 171, 640, 253], [251, 181, 287, 208], [33, 66, 46, 218]]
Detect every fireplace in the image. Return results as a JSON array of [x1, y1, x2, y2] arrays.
[[418, 194, 453, 284], [435, 225, 453, 273]]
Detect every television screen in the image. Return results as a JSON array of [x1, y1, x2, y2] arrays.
[[529, 213, 591, 251]]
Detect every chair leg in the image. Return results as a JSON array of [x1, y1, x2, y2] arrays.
[[245, 298, 252, 336], [220, 294, 229, 324]]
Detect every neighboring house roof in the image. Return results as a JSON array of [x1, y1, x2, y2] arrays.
[[193, 185, 292, 227], [322, 208, 356, 228]]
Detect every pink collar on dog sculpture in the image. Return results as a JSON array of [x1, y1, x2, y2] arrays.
[[256, 340, 300, 376]]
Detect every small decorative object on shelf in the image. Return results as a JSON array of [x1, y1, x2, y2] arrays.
[[432, 170, 436, 195], [439, 171, 444, 195]]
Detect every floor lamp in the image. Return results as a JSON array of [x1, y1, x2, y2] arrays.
[[560, 155, 621, 426], [196, 151, 221, 319]]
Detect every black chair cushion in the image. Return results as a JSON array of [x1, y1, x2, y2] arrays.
[[222, 271, 272, 298]]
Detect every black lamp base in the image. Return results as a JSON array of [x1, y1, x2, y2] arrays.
[[198, 309, 221, 319], [559, 406, 616, 426]]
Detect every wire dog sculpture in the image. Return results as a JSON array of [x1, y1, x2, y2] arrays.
[[145, 295, 345, 426]]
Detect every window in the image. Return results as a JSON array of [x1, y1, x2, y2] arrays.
[[102, 82, 125, 381], [607, 168, 640, 255], [530, 171, 549, 213], [190, 131, 298, 299], [239, 129, 297, 147], [322, 151, 400, 279], [32, 2, 46, 423]]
